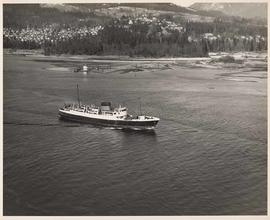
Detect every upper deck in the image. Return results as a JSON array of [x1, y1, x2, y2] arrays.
[[60, 103, 159, 122]]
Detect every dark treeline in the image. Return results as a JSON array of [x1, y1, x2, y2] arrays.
[[4, 20, 267, 57], [98, 21, 208, 57], [40, 19, 267, 57], [39, 21, 209, 57], [185, 19, 267, 37], [4, 38, 40, 50]]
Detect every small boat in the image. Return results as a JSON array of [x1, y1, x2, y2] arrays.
[[58, 85, 160, 129]]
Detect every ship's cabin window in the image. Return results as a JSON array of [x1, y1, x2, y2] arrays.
[[105, 112, 113, 115]]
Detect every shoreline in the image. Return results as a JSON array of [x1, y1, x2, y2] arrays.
[[4, 49, 267, 73], [4, 48, 267, 62], [3, 48, 210, 62]]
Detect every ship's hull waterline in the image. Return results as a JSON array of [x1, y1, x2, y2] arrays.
[[59, 110, 159, 129]]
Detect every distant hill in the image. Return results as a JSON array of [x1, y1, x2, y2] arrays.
[[4, 3, 226, 28], [65, 3, 226, 18], [3, 4, 111, 28], [68, 3, 196, 14], [3, 3, 266, 29], [58, 3, 228, 23], [190, 3, 267, 19]]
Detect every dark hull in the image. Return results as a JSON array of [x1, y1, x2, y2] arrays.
[[59, 111, 159, 129]]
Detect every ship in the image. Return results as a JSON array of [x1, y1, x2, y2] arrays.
[[58, 85, 160, 129]]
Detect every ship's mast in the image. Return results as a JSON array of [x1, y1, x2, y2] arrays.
[[139, 97, 142, 116], [77, 84, 81, 107]]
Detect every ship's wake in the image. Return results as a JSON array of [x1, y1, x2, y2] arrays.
[[4, 121, 80, 128]]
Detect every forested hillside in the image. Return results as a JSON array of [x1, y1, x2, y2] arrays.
[[3, 3, 267, 57]]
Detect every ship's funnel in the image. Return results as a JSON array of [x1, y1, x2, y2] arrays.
[[101, 102, 112, 111]]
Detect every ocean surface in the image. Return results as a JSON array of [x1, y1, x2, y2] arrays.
[[3, 54, 267, 215]]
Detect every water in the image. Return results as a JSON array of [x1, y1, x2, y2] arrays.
[[3, 54, 267, 215]]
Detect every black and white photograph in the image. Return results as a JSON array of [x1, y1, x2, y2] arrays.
[[2, 0, 268, 216]]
